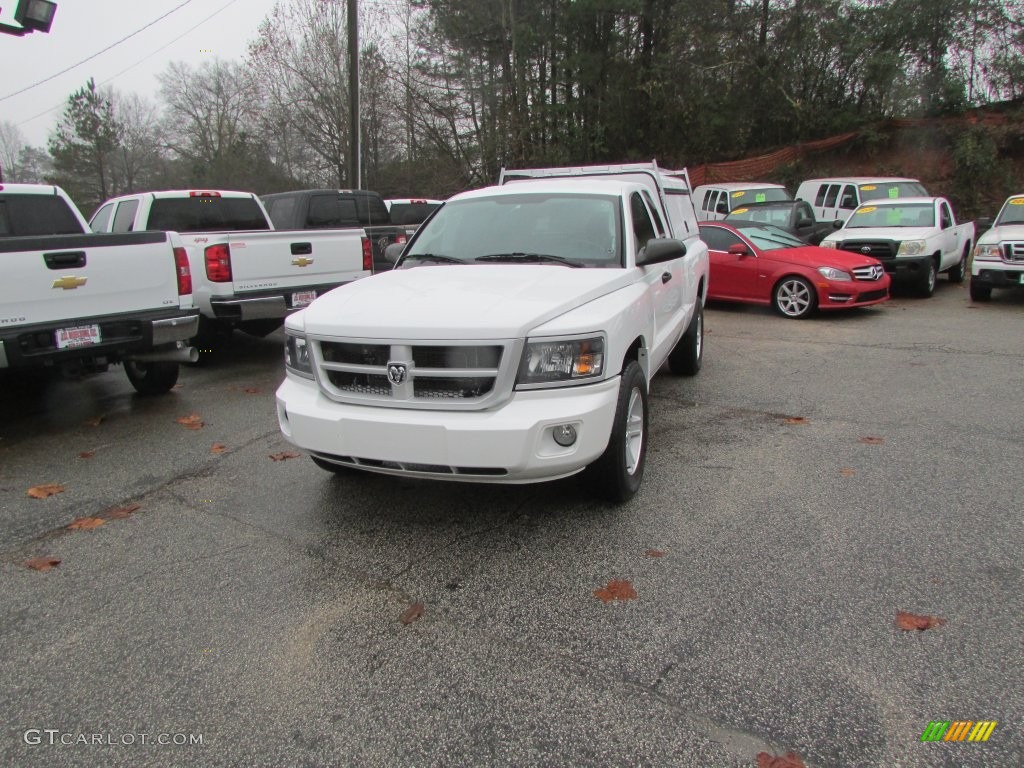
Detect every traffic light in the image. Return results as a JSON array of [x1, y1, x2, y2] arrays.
[[0, 0, 57, 36]]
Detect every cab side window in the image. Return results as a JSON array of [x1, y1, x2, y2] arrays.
[[630, 192, 657, 254], [839, 185, 857, 209], [641, 190, 666, 236], [715, 193, 729, 215], [823, 184, 840, 208], [112, 200, 139, 233], [814, 185, 828, 206], [90, 202, 114, 232], [940, 204, 953, 229], [702, 190, 715, 213]]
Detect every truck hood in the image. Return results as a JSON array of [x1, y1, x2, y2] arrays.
[[827, 226, 936, 242], [298, 264, 636, 339], [978, 223, 1024, 245]]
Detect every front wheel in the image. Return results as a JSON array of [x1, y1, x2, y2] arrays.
[[667, 302, 703, 376], [588, 360, 648, 503], [969, 280, 992, 302], [124, 360, 179, 396], [918, 258, 937, 297], [773, 276, 816, 318]]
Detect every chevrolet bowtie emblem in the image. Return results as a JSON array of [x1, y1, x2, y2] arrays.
[[292, 257, 314, 267], [52, 276, 88, 290]]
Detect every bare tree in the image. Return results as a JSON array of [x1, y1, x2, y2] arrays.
[[0, 120, 26, 181]]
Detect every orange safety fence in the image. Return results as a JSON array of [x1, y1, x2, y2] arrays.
[[688, 131, 859, 187]]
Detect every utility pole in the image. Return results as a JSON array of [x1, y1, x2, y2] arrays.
[[348, 0, 361, 189]]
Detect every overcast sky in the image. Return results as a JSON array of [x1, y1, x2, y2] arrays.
[[0, 0, 281, 147]]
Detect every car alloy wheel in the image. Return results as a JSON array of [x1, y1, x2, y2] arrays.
[[774, 277, 815, 318]]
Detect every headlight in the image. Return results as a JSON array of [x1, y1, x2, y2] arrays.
[[897, 239, 926, 256], [516, 335, 605, 388], [819, 240, 838, 249], [285, 333, 314, 378], [817, 266, 852, 281], [973, 243, 1001, 261]]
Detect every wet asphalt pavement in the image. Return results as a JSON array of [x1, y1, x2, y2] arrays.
[[1, 278, 1022, 767]]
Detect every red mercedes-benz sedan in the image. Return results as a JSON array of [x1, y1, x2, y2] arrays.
[[699, 221, 891, 318]]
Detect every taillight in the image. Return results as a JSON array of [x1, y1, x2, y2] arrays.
[[173, 246, 192, 296], [361, 236, 373, 271], [205, 243, 232, 282], [189, 190, 221, 197], [396, 234, 407, 244]]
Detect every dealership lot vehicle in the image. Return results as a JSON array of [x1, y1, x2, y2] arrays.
[[700, 220, 890, 318], [385, 198, 443, 237], [970, 193, 1024, 301], [692, 181, 791, 220], [724, 200, 841, 245], [795, 176, 928, 223]]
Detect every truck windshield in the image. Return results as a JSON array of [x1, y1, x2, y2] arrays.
[[846, 203, 934, 228], [403, 193, 623, 268], [147, 197, 270, 232], [728, 188, 791, 205], [0, 195, 85, 236], [858, 182, 927, 202], [995, 197, 1024, 226]]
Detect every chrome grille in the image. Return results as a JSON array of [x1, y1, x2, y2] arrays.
[[838, 240, 895, 260], [851, 264, 885, 281], [314, 337, 519, 410], [1004, 242, 1024, 262]]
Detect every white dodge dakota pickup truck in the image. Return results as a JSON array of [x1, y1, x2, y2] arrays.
[[90, 190, 372, 352], [275, 162, 709, 502], [0, 183, 198, 394], [970, 193, 1024, 301], [819, 196, 974, 297]]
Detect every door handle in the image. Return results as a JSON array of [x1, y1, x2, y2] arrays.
[[661, 272, 672, 284], [290, 242, 313, 256]]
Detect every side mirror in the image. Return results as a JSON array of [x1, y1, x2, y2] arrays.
[[832, 219, 844, 229], [727, 243, 752, 257], [384, 242, 405, 263], [637, 238, 686, 266]]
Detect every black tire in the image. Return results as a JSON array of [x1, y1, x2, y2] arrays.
[[124, 360, 179, 396], [311, 455, 353, 475], [772, 276, 816, 318], [589, 360, 648, 503], [948, 245, 968, 283], [667, 302, 703, 376], [969, 280, 992, 302], [918, 258, 937, 298]]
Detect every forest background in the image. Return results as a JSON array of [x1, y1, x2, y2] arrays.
[[1, 0, 1022, 219]]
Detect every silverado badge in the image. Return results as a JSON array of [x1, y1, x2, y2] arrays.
[[387, 363, 407, 385], [292, 257, 314, 267], [52, 276, 88, 290]]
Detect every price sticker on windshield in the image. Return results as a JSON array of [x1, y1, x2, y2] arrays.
[[856, 206, 878, 215], [888, 187, 899, 199], [732, 191, 746, 198], [755, 193, 766, 203], [1010, 198, 1024, 205], [732, 207, 749, 215], [859, 185, 877, 191]]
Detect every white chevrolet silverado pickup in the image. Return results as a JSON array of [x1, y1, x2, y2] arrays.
[[275, 162, 709, 502], [90, 190, 372, 351], [969, 193, 1024, 301], [0, 183, 198, 394], [819, 196, 974, 297]]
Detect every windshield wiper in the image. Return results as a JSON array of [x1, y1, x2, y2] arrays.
[[475, 252, 584, 267], [401, 253, 466, 265]]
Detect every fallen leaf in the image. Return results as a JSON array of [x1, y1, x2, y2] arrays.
[[211, 443, 228, 454], [839, 468, 856, 477], [399, 602, 425, 625], [175, 413, 204, 430], [83, 416, 105, 427], [269, 451, 300, 461], [859, 436, 885, 445], [27, 484, 65, 499], [103, 503, 141, 520], [783, 416, 808, 425], [78, 451, 95, 459], [67, 516, 106, 530], [645, 549, 666, 558], [896, 610, 946, 631], [594, 579, 637, 603], [756, 753, 807, 768], [24, 556, 61, 572], [243, 386, 262, 395]]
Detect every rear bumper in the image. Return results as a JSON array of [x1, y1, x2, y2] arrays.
[[0, 309, 198, 370], [209, 283, 348, 321]]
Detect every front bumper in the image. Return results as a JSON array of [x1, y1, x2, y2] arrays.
[[0, 310, 198, 370], [275, 374, 621, 483], [970, 265, 1024, 288], [818, 274, 891, 310], [880, 254, 931, 281]]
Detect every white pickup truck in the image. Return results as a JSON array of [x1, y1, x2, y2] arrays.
[[819, 196, 974, 297], [970, 193, 1024, 301], [89, 190, 372, 351], [275, 162, 709, 502], [0, 183, 199, 394]]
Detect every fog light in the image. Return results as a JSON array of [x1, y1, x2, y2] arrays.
[[552, 424, 577, 447]]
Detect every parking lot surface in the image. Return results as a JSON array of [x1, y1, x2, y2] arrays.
[[1, 280, 1021, 767]]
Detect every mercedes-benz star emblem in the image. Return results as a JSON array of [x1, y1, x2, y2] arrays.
[[872, 265, 884, 280], [387, 363, 407, 385]]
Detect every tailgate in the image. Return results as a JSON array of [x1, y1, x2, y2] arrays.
[[0, 232, 181, 326], [225, 230, 369, 291]]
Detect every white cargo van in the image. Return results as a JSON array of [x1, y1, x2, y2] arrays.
[[691, 182, 791, 221], [796, 177, 928, 223]]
